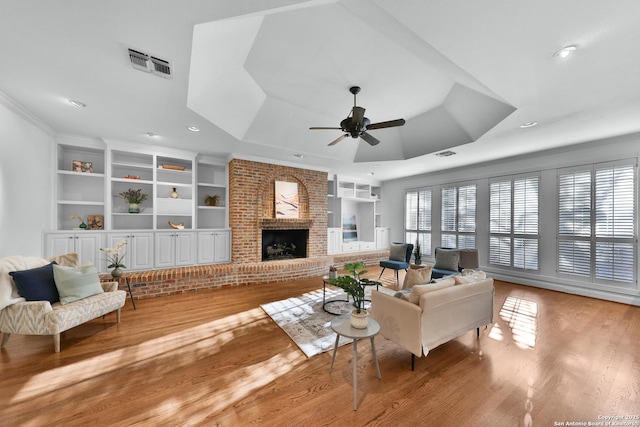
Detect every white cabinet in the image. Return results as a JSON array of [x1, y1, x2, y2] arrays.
[[327, 175, 381, 254], [376, 227, 390, 250], [197, 230, 231, 264], [196, 158, 228, 229], [105, 232, 154, 271], [44, 232, 103, 269], [155, 231, 197, 268], [54, 140, 106, 231], [327, 228, 342, 254]]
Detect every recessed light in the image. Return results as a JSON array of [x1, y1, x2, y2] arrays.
[[145, 132, 158, 138], [520, 121, 538, 128], [553, 44, 578, 59], [69, 100, 86, 108], [294, 154, 304, 159], [187, 126, 200, 132], [372, 164, 380, 168], [367, 172, 375, 176]]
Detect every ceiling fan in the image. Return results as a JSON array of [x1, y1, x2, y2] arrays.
[[310, 86, 405, 146]]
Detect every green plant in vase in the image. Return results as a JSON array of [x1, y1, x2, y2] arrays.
[[204, 194, 220, 206], [414, 239, 422, 265], [119, 188, 148, 213], [330, 261, 381, 329]]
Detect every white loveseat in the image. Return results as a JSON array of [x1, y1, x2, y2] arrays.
[[370, 274, 494, 369], [0, 254, 126, 352]]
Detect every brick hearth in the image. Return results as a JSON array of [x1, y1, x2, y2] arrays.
[[102, 158, 388, 299]]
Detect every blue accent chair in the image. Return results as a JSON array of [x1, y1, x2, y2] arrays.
[[379, 242, 414, 287], [431, 247, 461, 279]]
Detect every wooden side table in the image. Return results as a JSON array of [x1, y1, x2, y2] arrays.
[[329, 315, 381, 410]]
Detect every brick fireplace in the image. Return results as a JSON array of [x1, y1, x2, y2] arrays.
[[107, 158, 387, 299]]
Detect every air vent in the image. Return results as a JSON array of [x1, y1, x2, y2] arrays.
[[435, 150, 456, 157], [128, 48, 172, 78]]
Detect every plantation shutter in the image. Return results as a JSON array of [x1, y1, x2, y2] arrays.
[[594, 163, 635, 283], [558, 170, 592, 276]]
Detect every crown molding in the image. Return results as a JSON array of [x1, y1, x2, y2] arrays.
[[0, 91, 55, 136]]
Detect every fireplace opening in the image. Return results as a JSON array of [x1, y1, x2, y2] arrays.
[[262, 229, 308, 261]]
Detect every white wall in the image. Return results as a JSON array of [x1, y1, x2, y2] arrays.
[[0, 99, 54, 257], [381, 133, 640, 305]]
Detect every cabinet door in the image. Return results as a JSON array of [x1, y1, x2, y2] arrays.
[[45, 234, 76, 259], [197, 231, 215, 264], [327, 228, 342, 254], [174, 232, 196, 266], [130, 232, 154, 270], [213, 230, 230, 263], [376, 227, 390, 250], [154, 233, 175, 268], [75, 233, 103, 269], [105, 233, 131, 272]]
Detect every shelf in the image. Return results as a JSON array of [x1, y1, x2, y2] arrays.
[[58, 200, 105, 206], [197, 182, 225, 188], [198, 206, 226, 210], [111, 161, 154, 169], [112, 178, 153, 185], [57, 170, 105, 178]]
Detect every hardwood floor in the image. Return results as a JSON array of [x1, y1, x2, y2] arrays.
[[1, 266, 638, 426]]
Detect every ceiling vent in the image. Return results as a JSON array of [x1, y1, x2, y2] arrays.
[[435, 150, 456, 157], [128, 48, 172, 79]]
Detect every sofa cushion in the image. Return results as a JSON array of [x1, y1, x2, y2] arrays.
[[401, 265, 432, 290], [8, 262, 60, 303], [453, 270, 487, 285], [389, 243, 408, 261], [407, 277, 456, 304], [434, 249, 459, 272], [48, 252, 79, 268], [53, 263, 104, 305]]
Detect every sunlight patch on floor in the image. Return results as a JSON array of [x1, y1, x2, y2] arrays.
[[11, 307, 269, 404], [490, 296, 538, 349]]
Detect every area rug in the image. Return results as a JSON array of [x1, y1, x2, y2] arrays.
[[260, 285, 396, 358]]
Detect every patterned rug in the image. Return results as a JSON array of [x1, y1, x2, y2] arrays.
[[260, 285, 396, 358]]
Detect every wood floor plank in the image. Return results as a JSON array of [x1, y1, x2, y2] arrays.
[[1, 268, 639, 426]]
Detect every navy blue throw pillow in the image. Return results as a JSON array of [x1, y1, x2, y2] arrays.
[[9, 262, 60, 303]]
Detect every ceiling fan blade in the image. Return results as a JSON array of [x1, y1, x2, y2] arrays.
[[366, 118, 406, 130], [310, 127, 342, 130], [328, 134, 348, 146], [360, 132, 380, 146], [352, 106, 366, 127]]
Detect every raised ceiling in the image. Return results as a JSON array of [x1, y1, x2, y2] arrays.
[[1, 0, 640, 181]]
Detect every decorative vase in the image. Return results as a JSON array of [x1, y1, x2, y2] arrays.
[[415, 257, 422, 265], [329, 270, 337, 280], [170, 187, 178, 199], [128, 203, 140, 213], [350, 309, 370, 329], [111, 267, 123, 278]]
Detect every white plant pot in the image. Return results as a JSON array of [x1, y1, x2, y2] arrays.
[[350, 309, 370, 329]]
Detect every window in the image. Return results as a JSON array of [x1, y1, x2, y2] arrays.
[[489, 175, 539, 270], [405, 189, 432, 256], [558, 161, 636, 285], [441, 184, 476, 249]]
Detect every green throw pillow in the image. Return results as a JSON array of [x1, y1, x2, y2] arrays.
[[389, 243, 407, 261], [53, 263, 104, 305], [434, 249, 460, 272]]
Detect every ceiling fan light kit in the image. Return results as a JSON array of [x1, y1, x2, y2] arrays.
[[310, 86, 405, 147]]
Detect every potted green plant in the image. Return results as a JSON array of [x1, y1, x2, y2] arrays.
[[204, 194, 220, 206], [414, 239, 422, 265], [119, 188, 148, 213], [100, 240, 127, 278], [330, 261, 381, 329]]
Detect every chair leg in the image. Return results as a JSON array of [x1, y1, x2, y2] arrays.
[[378, 267, 386, 280], [477, 327, 480, 337], [53, 334, 61, 353], [411, 353, 415, 371], [395, 269, 400, 287], [1, 333, 11, 348]]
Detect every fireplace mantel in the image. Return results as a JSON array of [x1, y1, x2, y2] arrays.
[[259, 218, 314, 230]]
